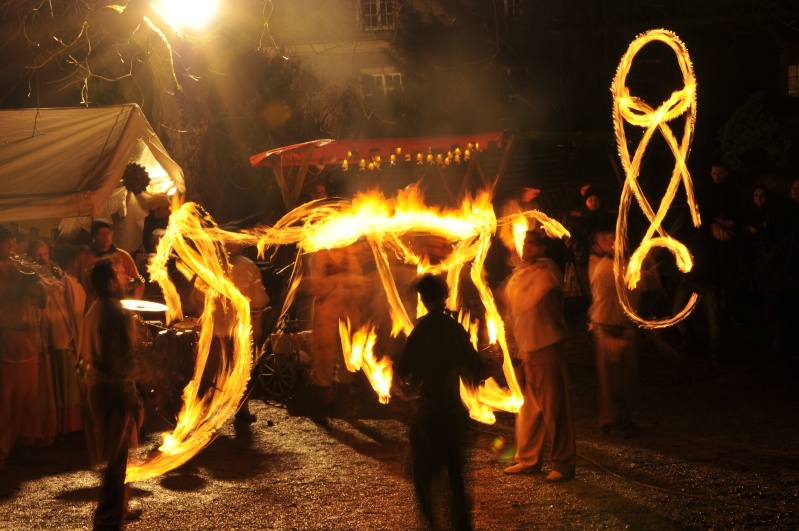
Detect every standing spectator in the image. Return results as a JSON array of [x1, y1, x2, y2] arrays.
[[68, 219, 144, 311], [741, 185, 783, 329], [29, 240, 86, 436], [588, 228, 640, 437], [80, 260, 144, 529], [699, 163, 742, 315], [501, 231, 576, 482], [13, 230, 29, 257], [770, 178, 799, 358], [308, 182, 329, 202], [564, 185, 610, 300], [0, 227, 56, 471], [396, 274, 479, 531], [673, 162, 741, 363]]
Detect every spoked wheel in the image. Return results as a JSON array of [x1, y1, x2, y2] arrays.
[[258, 351, 297, 399]]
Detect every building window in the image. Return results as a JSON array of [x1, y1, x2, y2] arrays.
[[504, 0, 524, 17], [789, 64, 799, 97], [361, 0, 394, 30], [363, 72, 402, 98], [506, 66, 532, 80]]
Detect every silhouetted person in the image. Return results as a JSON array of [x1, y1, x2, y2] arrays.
[[673, 163, 741, 363], [396, 274, 479, 531], [700, 163, 742, 314], [80, 260, 144, 530]]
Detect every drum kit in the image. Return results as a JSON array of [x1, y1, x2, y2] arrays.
[[123, 299, 199, 422]]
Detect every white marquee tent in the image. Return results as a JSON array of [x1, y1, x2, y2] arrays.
[[0, 104, 185, 250]]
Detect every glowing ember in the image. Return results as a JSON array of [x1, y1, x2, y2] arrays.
[[611, 29, 701, 328]]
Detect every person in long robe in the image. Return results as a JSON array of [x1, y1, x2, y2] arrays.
[[0, 227, 56, 470], [29, 240, 86, 435]]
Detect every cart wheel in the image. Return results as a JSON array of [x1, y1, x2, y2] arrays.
[[258, 352, 296, 399]]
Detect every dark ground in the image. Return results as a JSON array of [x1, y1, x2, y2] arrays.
[[2, 309, 798, 530]]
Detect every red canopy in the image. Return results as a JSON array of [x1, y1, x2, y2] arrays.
[[249, 132, 504, 167]]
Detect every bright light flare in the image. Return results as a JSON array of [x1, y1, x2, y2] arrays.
[[612, 29, 701, 328], [154, 0, 218, 32]]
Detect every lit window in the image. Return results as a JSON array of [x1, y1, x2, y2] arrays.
[[363, 72, 402, 97], [789, 64, 799, 97], [361, 0, 394, 30], [504, 0, 524, 17]]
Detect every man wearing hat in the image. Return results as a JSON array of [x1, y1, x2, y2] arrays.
[[68, 219, 144, 311], [142, 194, 171, 254]]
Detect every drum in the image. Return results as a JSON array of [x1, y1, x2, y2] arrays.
[[139, 324, 198, 421]]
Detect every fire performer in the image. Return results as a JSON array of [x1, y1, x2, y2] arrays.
[[80, 260, 144, 529], [498, 186, 542, 265], [396, 273, 479, 531], [501, 230, 576, 482], [307, 243, 369, 415], [588, 228, 641, 437]]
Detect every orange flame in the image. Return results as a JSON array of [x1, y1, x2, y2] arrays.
[[135, 184, 572, 478], [339, 320, 392, 404], [127, 202, 254, 482], [612, 29, 701, 328]]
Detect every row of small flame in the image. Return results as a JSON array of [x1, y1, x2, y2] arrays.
[[341, 144, 478, 171]]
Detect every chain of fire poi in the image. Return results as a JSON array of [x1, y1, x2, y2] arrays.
[[126, 28, 701, 482]]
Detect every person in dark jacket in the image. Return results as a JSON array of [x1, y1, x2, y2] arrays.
[[396, 274, 480, 531]]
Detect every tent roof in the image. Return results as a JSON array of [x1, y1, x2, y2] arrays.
[[0, 104, 185, 223], [249, 132, 504, 168]]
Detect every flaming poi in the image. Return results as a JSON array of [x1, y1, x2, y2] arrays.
[[611, 28, 702, 328], [127, 185, 569, 481]]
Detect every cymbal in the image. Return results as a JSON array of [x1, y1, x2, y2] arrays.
[[121, 299, 169, 312], [172, 321, 200, 331]]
